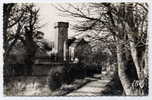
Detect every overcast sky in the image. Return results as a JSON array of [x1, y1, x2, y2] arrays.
[[36, 3, 75, 42]]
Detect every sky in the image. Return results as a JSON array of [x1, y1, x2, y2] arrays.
[[36, 3, 75, 42]]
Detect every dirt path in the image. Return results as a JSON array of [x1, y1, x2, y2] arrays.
[[66, 74, 112, 96]]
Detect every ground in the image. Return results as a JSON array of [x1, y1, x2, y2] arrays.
[[4, 71, 122, 96]]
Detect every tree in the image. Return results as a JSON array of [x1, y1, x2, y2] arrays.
[[55, 3, 148, 95], [3, 3, 24, 60], [3, 3, 41, 75]]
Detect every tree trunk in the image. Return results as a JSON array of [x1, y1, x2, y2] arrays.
[[116, 42, 134, 95], [24, 27, 38, 75], [142, 36, 148, 78], [127, 33, 142, 79], [3, 4, 14, 51]]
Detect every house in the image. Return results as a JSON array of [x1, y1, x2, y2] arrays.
[[68, 37, 92, 64], [50, 22, 92, 64]]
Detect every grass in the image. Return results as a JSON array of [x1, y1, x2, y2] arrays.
[[4, 76, 91, 96]]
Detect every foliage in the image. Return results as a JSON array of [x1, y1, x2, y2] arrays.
[[3, 3, 40, 60], [56, 3, 148, 95], [47, 66, 66, 91], [3, 3, 43, 76]]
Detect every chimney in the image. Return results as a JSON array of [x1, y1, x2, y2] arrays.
[[54, 22, 69, 61]]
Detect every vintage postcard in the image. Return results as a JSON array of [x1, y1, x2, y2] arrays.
[[1, 0, 151, 99]]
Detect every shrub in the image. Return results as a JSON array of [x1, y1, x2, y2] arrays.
[[47, 65, 65, 91]]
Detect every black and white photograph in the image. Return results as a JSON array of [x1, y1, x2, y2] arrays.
[[2, 2, 149, 97]]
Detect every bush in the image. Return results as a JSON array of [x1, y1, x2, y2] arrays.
[[66, 63, 86, 82], [101, 71, 123, 95], [47, 65, 65, 91]]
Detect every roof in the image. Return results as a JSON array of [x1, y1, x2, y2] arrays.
[[69, 38, 88, 48]]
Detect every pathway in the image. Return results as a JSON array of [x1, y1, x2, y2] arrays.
[[66, 74, 112, 96]]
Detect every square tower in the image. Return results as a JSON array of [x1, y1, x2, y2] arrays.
[[54, 22, 69, 61]]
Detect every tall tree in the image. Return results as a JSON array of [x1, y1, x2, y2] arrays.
[[55, 3, 148, 95], [3, 3, 41, 75]]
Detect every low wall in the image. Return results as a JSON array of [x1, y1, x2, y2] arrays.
[[32, 63, 64, 76]]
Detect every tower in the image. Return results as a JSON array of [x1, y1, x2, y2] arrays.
[[54, 22, 69, 61]]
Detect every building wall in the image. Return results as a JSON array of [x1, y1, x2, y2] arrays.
[[69, 40, 92, 64]]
